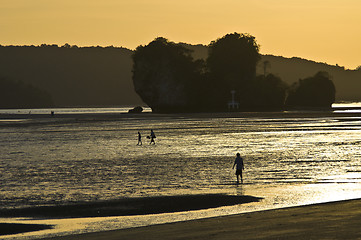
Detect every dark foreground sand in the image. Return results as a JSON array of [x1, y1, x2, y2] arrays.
[[0, 223, 52, 236], [0, 194, 261, 236], [41, 198, 361, 240], [0, 194, 261, 219]]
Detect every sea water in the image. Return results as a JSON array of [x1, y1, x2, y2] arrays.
[[1, 106, 361, 238]]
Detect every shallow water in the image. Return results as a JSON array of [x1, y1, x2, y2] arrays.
[[1, 110, 361, 239], [1, 113, 361, 208]]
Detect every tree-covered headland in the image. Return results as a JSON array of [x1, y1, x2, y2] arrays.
[[132, 37, 204, 113], [132, 33, 336, 113]]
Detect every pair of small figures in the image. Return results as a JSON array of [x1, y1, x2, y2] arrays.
[[137, 130, 156, 145]]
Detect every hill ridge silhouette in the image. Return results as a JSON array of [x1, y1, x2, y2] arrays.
[[0, 44, 360, 108]]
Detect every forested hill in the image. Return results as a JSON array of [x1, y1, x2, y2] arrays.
[[0, 45, 143, 107], [259, 55, 361, 101], [0, 44, 360, 108], [186, 44, 361, 102]]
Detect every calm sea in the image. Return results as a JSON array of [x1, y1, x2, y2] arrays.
[[1, 104, 361, 208]]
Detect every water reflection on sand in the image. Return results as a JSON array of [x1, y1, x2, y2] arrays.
[[1, 109, 361, 239]]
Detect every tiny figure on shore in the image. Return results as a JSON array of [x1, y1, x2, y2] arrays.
[[232, 153, 244, 184], [137, 131, 142, 145], [149, 129, 156, 144]]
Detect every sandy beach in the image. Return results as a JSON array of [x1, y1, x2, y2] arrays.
[[40, 198, 361, 240]]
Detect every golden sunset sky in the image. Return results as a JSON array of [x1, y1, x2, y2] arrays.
[[1, 0, 360, 69]]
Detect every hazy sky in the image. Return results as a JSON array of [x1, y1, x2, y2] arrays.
[[1, 0, 360, 69]]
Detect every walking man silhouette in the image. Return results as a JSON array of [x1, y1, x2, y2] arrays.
[[232, 153, 244, 184]]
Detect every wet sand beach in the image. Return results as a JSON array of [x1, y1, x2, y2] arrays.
[[42, 198, 361, 240], [0, 194, 261, 219]]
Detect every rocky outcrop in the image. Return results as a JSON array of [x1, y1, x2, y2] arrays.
[[132, 62, 188, 113], [128, 106, 143, 113]]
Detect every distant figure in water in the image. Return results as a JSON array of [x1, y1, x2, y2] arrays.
[[137, 131, 142, 145], [232, 153, 244, 184], [149, 129, 156, 144]]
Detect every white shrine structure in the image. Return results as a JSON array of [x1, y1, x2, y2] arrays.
[[227, 90, 239, 110]]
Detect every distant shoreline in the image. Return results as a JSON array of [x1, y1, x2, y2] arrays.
[[0, 108, 360, 119], [0, 102, 360, 119]]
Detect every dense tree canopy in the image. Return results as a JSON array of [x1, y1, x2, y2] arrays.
[[207, 33, 260, 82], [285, 71, 335, 109], [249, 74, 288, 110], [206, 33, 261, 109]]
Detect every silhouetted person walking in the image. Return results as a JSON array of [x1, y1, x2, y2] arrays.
[[150, 129, 156, 144], [232, 153, 244, 184], [137, 131, 142, 145]]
